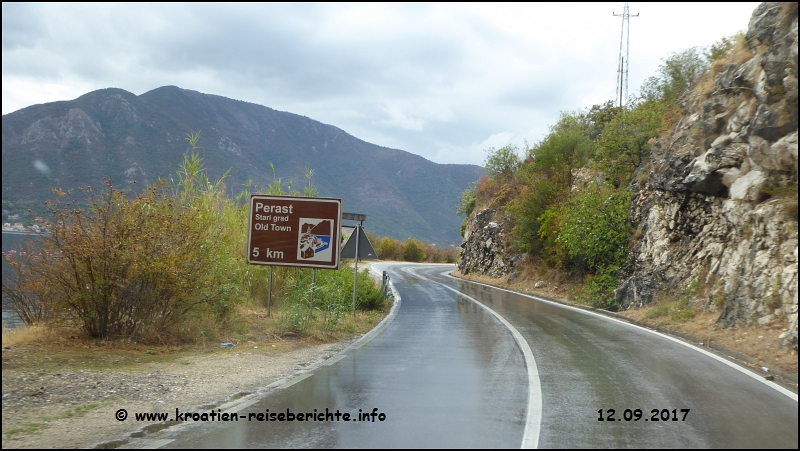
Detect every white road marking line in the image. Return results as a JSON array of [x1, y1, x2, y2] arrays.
[[407, 266, 542, 449], [450, 274, 799, 402], [141, 439, 175, 449], [279, 373, 313, 389], [323, 354, 347, 366]]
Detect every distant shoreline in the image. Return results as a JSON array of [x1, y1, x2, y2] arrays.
[[2, 230, 46, 236]]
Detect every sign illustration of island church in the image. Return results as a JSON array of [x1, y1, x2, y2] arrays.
[[298, 218, 333, 261]]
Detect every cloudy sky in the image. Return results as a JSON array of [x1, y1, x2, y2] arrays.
[[3, 2, 760, 166]]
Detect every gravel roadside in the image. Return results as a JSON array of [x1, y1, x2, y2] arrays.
[[2, 261, 390, 449], [1, 340, 356, 449]]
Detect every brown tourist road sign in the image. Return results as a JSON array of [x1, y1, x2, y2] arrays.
[[247, 195, 342, 269]]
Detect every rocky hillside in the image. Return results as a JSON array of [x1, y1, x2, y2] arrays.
[[459, 207, 520, 279], [2, 86, 482, 245], [458, 2, 798, 352], [617, 2, 798, 349]]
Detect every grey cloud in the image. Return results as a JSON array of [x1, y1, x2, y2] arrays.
[[5, 3, 759, 165], [132, 4, 470, 104], [2, 3, 47, 51]]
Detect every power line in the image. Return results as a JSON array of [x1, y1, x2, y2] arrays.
[[613, 3, 639, 107]]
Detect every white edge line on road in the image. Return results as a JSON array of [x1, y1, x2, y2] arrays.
[[140, 439, 175, 449], [341, 263, 402, 352], [449, 274, 798, 402], [406, 266, 541, 450], [323, 354, 347, 366], [279, 372, 313, 390]]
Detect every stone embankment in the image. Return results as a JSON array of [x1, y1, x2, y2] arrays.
[[617, 2, 798, 350], [458, 208, 522, 279]]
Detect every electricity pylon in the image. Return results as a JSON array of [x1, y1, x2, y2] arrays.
[[614, 3, 639, 107]]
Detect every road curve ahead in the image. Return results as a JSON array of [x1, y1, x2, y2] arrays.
[[418, 265, 798, 448], [147, 263, 796, 449], [158, 262, 529, 448]]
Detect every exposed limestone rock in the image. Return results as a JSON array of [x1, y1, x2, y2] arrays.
[[20, 108, 104, 147], [618, 2, 798, 350], [458, 208, 521, 278], [98, 93, 140, 124], [729, 169, 766, 201], [123, 163, 147, 185], [218, 135, 242, 155]]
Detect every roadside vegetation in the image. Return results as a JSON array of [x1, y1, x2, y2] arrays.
[[368, 233, 458, 264], [458, 33, 751, 311], [2, 133, 387, 348]]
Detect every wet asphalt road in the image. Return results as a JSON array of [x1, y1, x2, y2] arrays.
[[159, 263, 529, 448], [153, 263, 797, 448]]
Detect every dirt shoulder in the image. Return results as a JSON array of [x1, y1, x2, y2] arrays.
[[1, 262, 396, 449], [451, 270, 798, 385], [1, 338, 358, 449]]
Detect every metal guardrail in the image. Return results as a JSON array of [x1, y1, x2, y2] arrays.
[[380, 271, 390, 298]]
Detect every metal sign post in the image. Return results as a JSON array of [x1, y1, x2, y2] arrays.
[[340, 217, 377, 313], [267, 266, 273, 317], [311, 268, 317, 309], [352, 224, 360, 312]]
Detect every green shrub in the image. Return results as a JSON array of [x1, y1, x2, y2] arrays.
[[278, 266, 385, 334], [24, 180, 233, 338], [456, 183, 477, 218], [577, 270, 620, 310], [402, 239, 426, 262], [375, 236, 402, 260], [509, 177, 565, 254], [2, 151, 253, 339], [550, 184, 632, 274]]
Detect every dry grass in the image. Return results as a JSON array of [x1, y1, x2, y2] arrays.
[[779, 2, 798, 29], [695, 71, 718, 100], [1, 300, 391, 374], [691, 31, 754, 104], [630, 228, 644, 248], [620, 307, 797, 376], [2, 324, 58, 347], [727, 31, 753, 66], [786, 201, 799, 221], [455, 259, 577, 303]]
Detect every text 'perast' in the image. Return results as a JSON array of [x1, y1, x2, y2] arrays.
[[254, 203, 293, 214]]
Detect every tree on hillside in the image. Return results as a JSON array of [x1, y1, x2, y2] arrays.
[[528, 112, 593, 189], [509, 110, 593, 254], [585, 101, 622, 141], [456, 182, 477, 237], [639, 47, 710, 103], [594, 100, 665, 187], [484, 145, 521, 182]]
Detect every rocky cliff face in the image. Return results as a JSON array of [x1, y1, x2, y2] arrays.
[[458, 208, 522, 278], [617, 2, 798, 350]]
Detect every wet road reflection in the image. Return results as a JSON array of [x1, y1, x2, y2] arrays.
[[425, 267, 798, 449], [156, 264, 797, 449], [163, 263, 528, 448]]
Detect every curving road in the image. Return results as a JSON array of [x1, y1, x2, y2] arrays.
[[146, 263, 796, 449]]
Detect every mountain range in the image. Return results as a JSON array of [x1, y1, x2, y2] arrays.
[[1, 86, 483, 244]]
